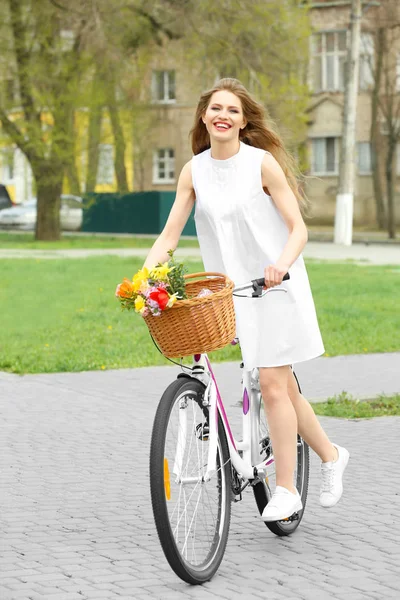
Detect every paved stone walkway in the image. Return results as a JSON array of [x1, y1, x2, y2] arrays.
[[1, 241, 400, 264], [1, 359, 400, 600]]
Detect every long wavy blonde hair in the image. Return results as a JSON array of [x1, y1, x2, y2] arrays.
[[190, 78, 306, 208]]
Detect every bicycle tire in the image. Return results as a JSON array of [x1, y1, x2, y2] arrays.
[[150, 377, 232, 584], [252, 371, 310, 536]]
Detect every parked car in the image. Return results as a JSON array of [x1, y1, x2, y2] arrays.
[[0, 195, 83, 231], [0, 184, 13, 211]]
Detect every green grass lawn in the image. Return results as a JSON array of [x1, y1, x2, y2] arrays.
[[311, 393, 400, 418], [0, 232, 199, 249], [0, 257, 399, 374]]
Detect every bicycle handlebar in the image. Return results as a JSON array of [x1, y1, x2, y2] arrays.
[[233, 272, 290, 298], [254, 273, 290, 287]]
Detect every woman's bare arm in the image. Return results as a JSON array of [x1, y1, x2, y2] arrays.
[[142, 161, 195, 270], [261, 153, 308, 287]]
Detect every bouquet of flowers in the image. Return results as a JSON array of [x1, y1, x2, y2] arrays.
[[115, 249, 188, 317]]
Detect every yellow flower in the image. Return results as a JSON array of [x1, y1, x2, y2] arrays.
[[132, 267, 149, 292], [150, 262, 174, 280], [107, 325, 112, 330], [134, 296, 146, 312], [167, 293, 178, 308]]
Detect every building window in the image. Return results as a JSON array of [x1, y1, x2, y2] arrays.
[[153, 149, 175, 184], [357, 142, 372, 174], [311, 30, 347, 92], [310, 137, 339, 175], [1, 147, 15, 183], [60, 29, 75, 52], [96, 144, 114, 185], [359, 33, 374, 91], [152, 70, 176, 103]]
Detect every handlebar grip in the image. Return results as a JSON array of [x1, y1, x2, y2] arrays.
[[254, 273, 290, 287]]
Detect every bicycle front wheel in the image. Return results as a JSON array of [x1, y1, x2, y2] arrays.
[[150, 377, 232, 584]]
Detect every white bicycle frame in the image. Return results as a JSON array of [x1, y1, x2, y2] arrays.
[[197, 353, 273, 482], [173, 351, 274, 487]]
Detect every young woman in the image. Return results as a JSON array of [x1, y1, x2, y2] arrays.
[[143, 78, 349, 521]]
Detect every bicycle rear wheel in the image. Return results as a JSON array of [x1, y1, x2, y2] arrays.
[[252, 371, 309, 536], [150, 377, 232, 584]]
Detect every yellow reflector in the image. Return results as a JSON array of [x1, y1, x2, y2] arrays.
[[164, 458, 171, 500]]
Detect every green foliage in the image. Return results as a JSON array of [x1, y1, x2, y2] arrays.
[[165, 248, 189, 300]]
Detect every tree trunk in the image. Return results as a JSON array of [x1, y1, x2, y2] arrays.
[[107, 80, 128, 193], [334, 0, 362, 245], [370, 27, 386, 230], [86, 68, 103, 193], [34, 163, 64, 241], [386, 135, 396, 239], [65, 110, 81, 195], [66, 160, 81, 196]]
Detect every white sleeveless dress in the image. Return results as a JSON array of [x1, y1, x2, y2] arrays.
[[192, 141, 325, 370]]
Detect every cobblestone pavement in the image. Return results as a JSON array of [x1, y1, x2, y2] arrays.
[[1, 360, 400, 600]]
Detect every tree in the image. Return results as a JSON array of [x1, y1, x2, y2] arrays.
[[367, 0, 400, 238], [370, 26, 387, 230], [0, 0, 90, 240], [334, 0, 361, 246]]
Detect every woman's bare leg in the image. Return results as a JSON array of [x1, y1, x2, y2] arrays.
[[287, 369, 338, 463], [259, 365, 298, 493]]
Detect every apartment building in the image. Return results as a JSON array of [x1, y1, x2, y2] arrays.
[[144, 0, 398, 227]]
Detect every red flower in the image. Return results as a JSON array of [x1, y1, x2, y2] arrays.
[[149, 288, 170, 310]]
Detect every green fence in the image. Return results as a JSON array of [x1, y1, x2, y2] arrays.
[[82, 191, 196, 236]]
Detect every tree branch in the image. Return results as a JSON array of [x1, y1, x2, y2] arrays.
[[0, 106, 37, 163], [129, 6, 181, 41], [48, 0, 86, 16], [8, 0, 40, 127]]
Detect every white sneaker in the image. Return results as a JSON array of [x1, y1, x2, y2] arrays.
[[320, 443, 350, 508], [262, 486, 303, 522]]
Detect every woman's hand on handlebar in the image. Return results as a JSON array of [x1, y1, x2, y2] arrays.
[[263, 263, 290, 289]]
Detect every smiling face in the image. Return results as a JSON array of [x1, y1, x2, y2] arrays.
[[202, 90, 246, 144]]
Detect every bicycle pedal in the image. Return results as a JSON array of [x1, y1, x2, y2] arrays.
[[279, 512, 300, 523]]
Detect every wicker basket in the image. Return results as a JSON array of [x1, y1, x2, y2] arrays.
[[143, 272, 236, 358]]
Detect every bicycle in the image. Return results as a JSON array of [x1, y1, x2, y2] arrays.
[[149, 274, 309, 584]]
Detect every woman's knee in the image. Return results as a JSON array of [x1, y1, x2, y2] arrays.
[[259, 366, 290, 405]]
